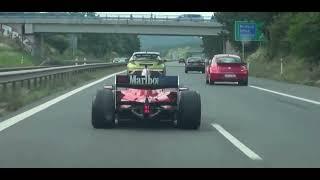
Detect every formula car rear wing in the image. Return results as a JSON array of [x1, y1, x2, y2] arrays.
[[115, 75, 179, 89]]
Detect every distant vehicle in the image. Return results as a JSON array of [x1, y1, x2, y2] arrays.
[[205, 54, 248, 86], [112, 58, 120, 63], [176, 14, 204, 22], [91, 74, 201, 129], [178, 58, 185, 63], [113, 57, 128, 63], [127, 52, 166, 76], [118, 58, 127, 63], [185, 57, 205, 73]]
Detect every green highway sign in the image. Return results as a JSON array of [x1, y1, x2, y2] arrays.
[[235, 21, 265, 41]]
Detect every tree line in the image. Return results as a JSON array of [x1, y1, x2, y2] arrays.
[[202, 12, 320, 65], [42, 33, 140, 61]]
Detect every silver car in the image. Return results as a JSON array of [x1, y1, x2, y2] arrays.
[[176, 14, 204, 22]]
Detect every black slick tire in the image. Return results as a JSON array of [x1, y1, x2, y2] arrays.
[[177, 91, 201, 129], [92, 89, 115, 129]]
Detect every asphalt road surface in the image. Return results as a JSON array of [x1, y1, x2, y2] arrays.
[[0, 61, 320, 168]]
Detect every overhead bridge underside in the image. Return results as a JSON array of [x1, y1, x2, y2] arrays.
[[0, 16, 224, 36]]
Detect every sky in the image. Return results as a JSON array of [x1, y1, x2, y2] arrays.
[[97, 12, 214, 18]]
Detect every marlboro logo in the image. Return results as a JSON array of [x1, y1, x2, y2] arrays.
[[129, 75, 159, 85]]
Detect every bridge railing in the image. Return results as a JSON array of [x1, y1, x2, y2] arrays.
[[104, 14, 214, 21], [0, 13, 218, 24]]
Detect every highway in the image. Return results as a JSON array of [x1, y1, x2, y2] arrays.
[[0, 61, 320, 167]]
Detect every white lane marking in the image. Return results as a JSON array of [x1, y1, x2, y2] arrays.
[[211, 123, 263, 160], [0, 70, 126, 132], [249, 85, 320, 105]]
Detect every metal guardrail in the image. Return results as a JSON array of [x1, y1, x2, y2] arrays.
[[0, 66, 49, 72], [0, 62, 126, 92], [0, 61, 105, 72], [62, 60, 104, 64]]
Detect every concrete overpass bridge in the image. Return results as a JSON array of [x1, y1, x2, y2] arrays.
[[0, 13, 226, 57]]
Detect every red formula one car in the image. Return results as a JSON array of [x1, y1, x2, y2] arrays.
[[91, 74, 201, 129], [205, 54, 248, 86]]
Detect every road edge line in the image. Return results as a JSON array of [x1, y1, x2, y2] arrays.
[[249, 85, 320, 105]]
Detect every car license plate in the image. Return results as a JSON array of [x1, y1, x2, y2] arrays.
[[225, 74, 236, 78]]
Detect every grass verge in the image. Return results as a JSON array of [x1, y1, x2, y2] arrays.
[[247, 47, 320, 87], [0, 36, 36, 67], [0, 50, 34, 67], [0, 66, 125, 117]]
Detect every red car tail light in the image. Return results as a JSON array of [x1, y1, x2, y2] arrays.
[[240, 65, 248, 72], [210, 65, 219, 73]]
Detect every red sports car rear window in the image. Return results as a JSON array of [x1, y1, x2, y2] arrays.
[[216, 57, 241, 63]]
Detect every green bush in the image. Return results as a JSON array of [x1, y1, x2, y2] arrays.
[[286, 12, 320, 64], [202, 36, 223, 58], [44, 34, 69, 54], [267, 13, 294, 58]]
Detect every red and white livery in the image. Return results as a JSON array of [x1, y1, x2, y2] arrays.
[[91, 74, 201, 129]]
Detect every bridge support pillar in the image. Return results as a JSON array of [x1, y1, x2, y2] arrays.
[[23, 34, 36, 56], [222, 39, 226, 54], [69, 34, 78, 58], [32, 33, 44, 59]]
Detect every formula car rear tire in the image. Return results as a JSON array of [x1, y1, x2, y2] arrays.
[[177, 91, 201, 129], [92, 89, 115, 129]]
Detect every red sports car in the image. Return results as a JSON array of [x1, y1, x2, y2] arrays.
[[91, 74, 201, 129], [205, 54, 248, 86]]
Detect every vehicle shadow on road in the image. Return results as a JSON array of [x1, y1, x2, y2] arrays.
[[167, 65, 185, 67], [115, 120, 179, 130], [207, 83, 246, 87], [109, 120, 213, 132], [185, 72, 204, 74]]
